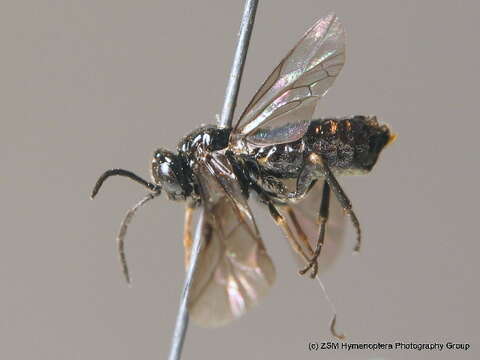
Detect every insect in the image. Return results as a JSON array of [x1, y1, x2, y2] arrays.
[[91, 14, 395, 328]]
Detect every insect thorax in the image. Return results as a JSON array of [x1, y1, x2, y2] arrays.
[[151, 125, 230, 201]]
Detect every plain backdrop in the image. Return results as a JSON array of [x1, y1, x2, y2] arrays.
[[1, 1, 479, 359]]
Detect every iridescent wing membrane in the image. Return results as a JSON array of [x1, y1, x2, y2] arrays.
[[187, 153, 275, 327], [230, 13, 345, 149]]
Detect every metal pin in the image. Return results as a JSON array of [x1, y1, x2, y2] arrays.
[[168, 1, 259, 359], [168, 209, 204, 360], [218, 0, 258, 129]]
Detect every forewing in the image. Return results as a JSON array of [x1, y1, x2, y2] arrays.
[[231, 13, 345, 148], [277, 180, 345, 273], [187, 153, 275, 327]]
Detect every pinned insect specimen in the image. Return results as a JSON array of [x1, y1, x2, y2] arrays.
[[91, 13, 394, 327]]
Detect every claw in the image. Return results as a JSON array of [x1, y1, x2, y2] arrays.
[[299, 258, 319, 278]]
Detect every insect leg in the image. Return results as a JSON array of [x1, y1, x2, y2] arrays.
[[252, 187, 314, 271], [299, 181, 330, 278], [285, 207, 310, 248], [291, 162, 318, 199], [305, 154, 361, 252], [91, 168, 161, 199], [268, 202, 313, 265], [283, 178, 320, 255], [281, 205, 322, 276]]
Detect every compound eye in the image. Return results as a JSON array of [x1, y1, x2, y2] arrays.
[[151, 149, 184, 197], [158, 163, 176, 183]]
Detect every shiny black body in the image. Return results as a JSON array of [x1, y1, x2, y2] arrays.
[[165, 115, 391, 203]]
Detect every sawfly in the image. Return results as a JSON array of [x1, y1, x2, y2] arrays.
[[92, 13, 394, 327]]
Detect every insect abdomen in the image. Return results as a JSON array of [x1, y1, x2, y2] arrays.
[[249, 116, 391, 180], [306, 116, 391, 175]]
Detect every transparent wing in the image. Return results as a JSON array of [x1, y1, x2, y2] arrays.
[[231, 13, 345, 148], [187, 153, 275, 327], [277, 180, 345, 273]]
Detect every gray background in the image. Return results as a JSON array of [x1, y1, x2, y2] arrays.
[[1, 1, 478, 359]]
